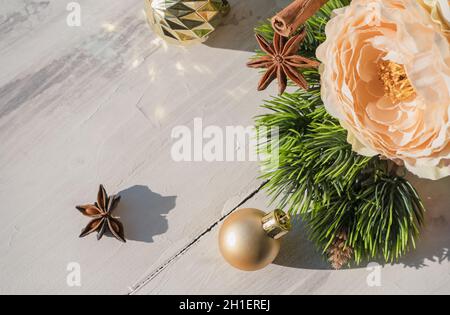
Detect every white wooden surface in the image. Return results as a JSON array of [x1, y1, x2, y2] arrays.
[[0, 0, 449, 295]]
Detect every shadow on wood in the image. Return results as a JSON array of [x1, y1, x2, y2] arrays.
[[275, 176, 450, 270], [114, 185, 176, 243], [205, 0, 292, 52], [396, 175, 450, 269], [273, 218, 333, 270]]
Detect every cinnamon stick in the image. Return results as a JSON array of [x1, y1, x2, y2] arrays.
[[272, 0, 329, 37]]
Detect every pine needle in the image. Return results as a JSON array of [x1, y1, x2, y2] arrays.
[[253, 0, 425, 266]]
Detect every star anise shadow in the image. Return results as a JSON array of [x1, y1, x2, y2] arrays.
[[113, 185, 176, 243]]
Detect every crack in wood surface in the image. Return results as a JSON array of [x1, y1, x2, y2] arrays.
[[127, 180, 269, 295]]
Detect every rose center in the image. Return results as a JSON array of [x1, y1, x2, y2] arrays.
[[378, 61, 416, 103]]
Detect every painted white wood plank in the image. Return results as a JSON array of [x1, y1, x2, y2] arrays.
[[3, 0, 448, 295], [135, 176, 450, 295], [0, 0, 293, 294]]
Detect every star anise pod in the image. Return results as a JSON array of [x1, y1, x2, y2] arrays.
[[247, 29, 320, 94], [76, 185, 126, 243]]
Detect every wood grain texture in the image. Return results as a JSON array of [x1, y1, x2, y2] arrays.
[[136, 177, 450, 295], [0, 0, 449, 295], [0, 0, 293, 295]]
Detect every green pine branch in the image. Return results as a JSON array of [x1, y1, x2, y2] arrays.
[[253, 0, 425, 266], [256, 85, 425, 265]]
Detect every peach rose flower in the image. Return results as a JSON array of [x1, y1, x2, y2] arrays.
[[417, 0, 450, 38], [317, 0, 450, 180]]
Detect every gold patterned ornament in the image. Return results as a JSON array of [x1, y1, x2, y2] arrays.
[[219, 209, 291, 271], [145, 0, 230, 45]]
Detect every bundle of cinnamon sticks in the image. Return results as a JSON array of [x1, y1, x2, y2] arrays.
[[272, 0, 329, 37]]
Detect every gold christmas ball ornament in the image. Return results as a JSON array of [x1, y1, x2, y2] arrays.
[[144, 0, 231, 45], [219, 208, 291, 271]]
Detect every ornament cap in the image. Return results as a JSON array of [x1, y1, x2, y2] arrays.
[[262, 209, 291, 240]]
